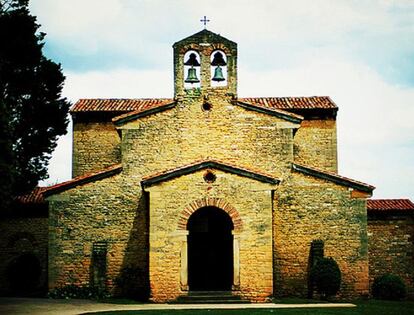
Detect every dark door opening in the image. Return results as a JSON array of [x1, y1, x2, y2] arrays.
[[187, 206, 233, 291], [7, 253, 41, 296]]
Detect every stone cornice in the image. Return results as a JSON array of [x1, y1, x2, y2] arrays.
[[292, 163, 375, 193], [142, 159, 280, 188]]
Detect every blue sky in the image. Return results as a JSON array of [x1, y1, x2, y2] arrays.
[[30, 0, 414, 200]]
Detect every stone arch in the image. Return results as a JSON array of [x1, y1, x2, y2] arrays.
[[7, 232, 37, 248], [178, 197, 242, 232]]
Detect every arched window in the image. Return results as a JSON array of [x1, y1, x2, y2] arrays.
[[183, 50, 201, 89], [210, 50, 227, 87]]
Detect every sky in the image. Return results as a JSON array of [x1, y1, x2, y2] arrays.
[[29, 0, 414, 200]]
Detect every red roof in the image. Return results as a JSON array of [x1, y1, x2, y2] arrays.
[[71, 98, 174, 113], [15, 187, 46, 204], [239, 96, 337, 110], [43, 164, 122, 196], [71, 97, 337, 113], [367, 199, 414, 211]]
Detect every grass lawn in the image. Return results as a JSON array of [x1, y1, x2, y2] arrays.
[[83, 300, 414, 315]]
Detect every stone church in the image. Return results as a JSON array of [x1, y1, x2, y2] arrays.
[[1, 29, 413, 302]]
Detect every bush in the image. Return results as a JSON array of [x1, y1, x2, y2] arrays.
[[310, 257, 341, 299], [115, 267, 149, 301], [372, 274, 406, 300], [48, 284, 109, 299]]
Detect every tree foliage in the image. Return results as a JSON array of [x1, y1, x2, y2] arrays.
[[0, 0, 70, 209]]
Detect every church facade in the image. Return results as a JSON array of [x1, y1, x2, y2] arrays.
[[1, 29, 413, 302]]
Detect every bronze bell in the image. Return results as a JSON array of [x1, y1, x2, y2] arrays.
[[185, 67, 200, 84], [211, 51, 226, 66], [212, 65, 225, 82], [184, 53, 200, 67]]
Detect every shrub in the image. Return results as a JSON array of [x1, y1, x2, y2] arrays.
[[115, 267, 149, 301], [48, 284, 109, 299], [310, 257, 341, 299], [372, 274, 406, 300]]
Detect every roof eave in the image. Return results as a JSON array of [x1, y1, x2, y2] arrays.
[[142, 160, 280, 188], [292, 163, 375, 193], [43, 164, 123, 197], [235, 101, 303, 124], [113, 101, 177, 126]]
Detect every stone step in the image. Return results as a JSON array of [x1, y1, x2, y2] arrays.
[[172, 291, 250, 304]]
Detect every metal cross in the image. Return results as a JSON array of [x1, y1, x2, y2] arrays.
[[200, 16, 210, 29]]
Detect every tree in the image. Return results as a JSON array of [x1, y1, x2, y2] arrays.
[[0, 0, 70, 210]]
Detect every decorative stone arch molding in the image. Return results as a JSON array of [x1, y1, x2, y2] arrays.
[[178, 197, 242, 291], [177, 197, 243, 232]]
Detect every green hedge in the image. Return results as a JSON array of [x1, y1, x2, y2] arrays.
[[372, 274, 406, 300]]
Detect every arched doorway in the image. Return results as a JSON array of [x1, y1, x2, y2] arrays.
[[7, 253, 41, 296], [187, 206, 233, 291]]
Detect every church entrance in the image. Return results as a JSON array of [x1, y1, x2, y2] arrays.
[[187, 207, 233, 291]]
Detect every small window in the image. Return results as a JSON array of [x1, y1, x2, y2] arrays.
[[204, 171, 216, 183]]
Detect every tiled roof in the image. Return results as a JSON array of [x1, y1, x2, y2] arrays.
[[292, 163, 375, 193], [113, 101, 176, 125], [71, 98, 174, 113], [70, 97, 337, 114], [367, 199, 414, 211], [43, 164, 122, 196], [15, 187, 46, 204], [235, 100, 303, 123], [239, 97, 337, 110], [142, 159, 280, 187]]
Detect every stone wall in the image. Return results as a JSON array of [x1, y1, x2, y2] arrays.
[[0, 213, 48, 296], [368, 213, 414, 297], [294, 119, 338, 172], [72, 120, 121, 177], [145, 169, 276, 302], [120, 95, 298, 181], [274, 171, 369, 299], [47, 173, 148, 294]]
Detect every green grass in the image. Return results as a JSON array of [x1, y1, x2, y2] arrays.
[[82, 300, 414, 315]]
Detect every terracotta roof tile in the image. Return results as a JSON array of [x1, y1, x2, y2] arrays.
[[71, 97, 337, 114], [43, 164, 122, 196], [239, 97, 337, 110], [367, 199, 414, 211], [71, 98, 174, 113], [15, 187, 46, 204]]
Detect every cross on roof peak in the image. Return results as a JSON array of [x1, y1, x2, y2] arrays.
[[200, 16, 210, 29]]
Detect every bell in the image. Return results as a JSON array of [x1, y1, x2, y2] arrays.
[[212, 66, 225, 82], [185, 67, 200, 84], [211, 51, 226, 66], [184, 53, 200, 66]]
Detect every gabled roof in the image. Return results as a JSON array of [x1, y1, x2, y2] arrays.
[[292, 163, 375, 193], [239, 97, 337, 110], [173, 29, 237, 48], [70, 97, 335, 114], [113, 101, 176, 125], [367, 199, 414, 212], [71, 98, 174, 113], [235, 100, 303, 124], [142, 159, 280, 188], [43, 164, 122, 197]]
